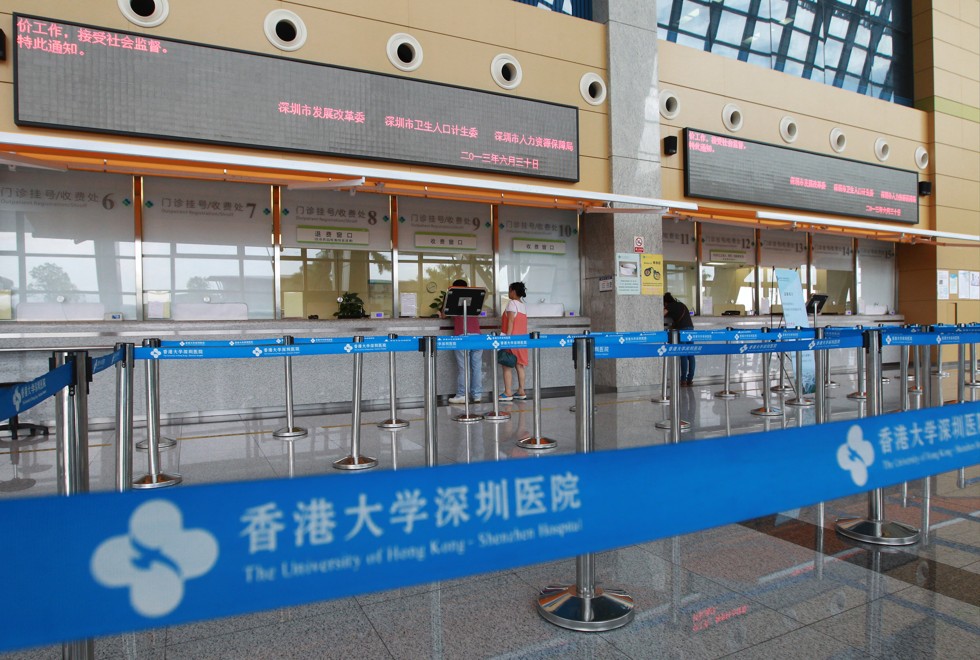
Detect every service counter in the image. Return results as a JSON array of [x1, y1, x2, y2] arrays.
[[688, 314, 906, 386], [0, 316, 590, 427]]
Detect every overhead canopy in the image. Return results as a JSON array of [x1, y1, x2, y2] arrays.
[[1, 131, 976, 247]]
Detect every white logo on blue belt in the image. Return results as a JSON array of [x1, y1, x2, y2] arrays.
[[91, 500, 219, 618], [837, 426, 875, 487]]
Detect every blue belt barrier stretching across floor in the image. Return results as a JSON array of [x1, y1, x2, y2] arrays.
[[0, 362, 74, 422], [0, 401, 977, 652]]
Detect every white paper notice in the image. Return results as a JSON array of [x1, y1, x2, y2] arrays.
[[147, 301, 165, 319], [702, 297, 714, 315], [950, 272, 959, 295], [971, 271, 980, 300], [958, 271, 971, 298], [400, 293, 417, 317], [937, 270, 949, 300]]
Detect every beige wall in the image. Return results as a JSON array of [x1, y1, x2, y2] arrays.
[[0, 0, 611, 192], [913, 0, 980, 329]]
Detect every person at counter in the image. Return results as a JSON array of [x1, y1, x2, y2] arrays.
[[443, 279, 484, 404], [499, 281, 529, 402], [664, 292, 696, 387]]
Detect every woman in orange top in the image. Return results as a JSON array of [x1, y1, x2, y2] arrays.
[[500, 281, 528, 401]]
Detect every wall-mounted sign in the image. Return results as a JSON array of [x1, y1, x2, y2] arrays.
[[709, 250, 748, 263], [296, 226, 369, 247], [615, 253, 640, 295], [684, 128, 919, 223], [414, 232, 477, 251], [640, 254, 664, 296], [14, 14, 579, 181], [282, 189, 390, 251], [397, 198, 492, 255], [512, 238, 567, 255]]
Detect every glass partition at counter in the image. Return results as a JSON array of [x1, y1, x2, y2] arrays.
[[663, 220, 697, 314], [700, 224, 756, 315], [281, 189, 393, 318], [396, 197, 494, 317], [811, 234, 855, 315], [0, 169, 136, 321], [759, 228, 808, 315], [141, 177, 275, 320], [496, 207, 580, 316], [856, 238, 896, 315]]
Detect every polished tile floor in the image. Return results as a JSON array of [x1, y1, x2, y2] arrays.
[[1, 368, 978, 659]]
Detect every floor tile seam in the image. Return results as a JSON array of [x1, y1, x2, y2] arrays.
[[352, 597, 397, 660], [879, 589, 980, 632], [356, 570, 518, 609], [737, 518, 980, 604]]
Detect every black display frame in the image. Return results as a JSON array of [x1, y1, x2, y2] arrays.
[[13, 13, 580, 182], [683, 127, 919, 223]]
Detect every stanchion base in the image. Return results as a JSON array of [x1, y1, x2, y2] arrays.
[[714, 390, 738, 400], [835, 518, 920, 546], [536, 585, 635, 632], [750, 406, 782, 417], [483, 412, 511, 422], [132, 472, 182, 489], [846, 392, 868, 400], [770, 385, 795, 393], [654, 419, 691, 430], [518, 436, 557, 450], [377, 419, 409, 429], [826, 381, 839, 389], [650, 396, 670, 405], [453, 413, 484, 424], [273, 426, 309, 439], [933, 371, 950, 379], [333, 455, 378, 470], [136, 436, 176, 450], [785, 397, 815, 407]]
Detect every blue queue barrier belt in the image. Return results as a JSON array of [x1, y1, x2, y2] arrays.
[[91, 348, 125, 376], [133, 336, 420, 360], [159, 338, 286, 348], [0, 362, 74, 422], [0, 400, 977, 652]]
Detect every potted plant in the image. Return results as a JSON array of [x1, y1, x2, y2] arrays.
[[334, 292, 368, 319]]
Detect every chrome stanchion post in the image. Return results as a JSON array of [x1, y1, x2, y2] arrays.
[[421, 336, 438, 467], [752, 329, 782, 417], [54, 350, 95, 660], [923, 336, 933, 408], [847, 327, 868, 400], [656, 330, 691, 433], [909, 331, 924, 398], [114, 343, 134, 492], [715, 327, 737, 399], [484, 331, 510, 422], [518, 332, 556, 449], [786, 350, 814, 407], [651, 353, 670, 404], [836, 329, 919, 545], [814, 329, 827, 424], [453, 307, 484, 423], [771, 351, 794, 393], [378, 333, 410, 429], [133, 339, 181, 489], [899, 345, 910, 413], [536, 336, 634, 632], [274, 336, 308, 439], [824, 326, 839, 390], [967, 342, 980, 389], [956, 332, 966, 404], [335, 336, 377, 470]]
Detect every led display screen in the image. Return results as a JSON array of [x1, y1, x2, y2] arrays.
[[14, 14, 579, 181], [684, 128, 919, 223]]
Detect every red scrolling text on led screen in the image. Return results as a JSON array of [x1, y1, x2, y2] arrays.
[[13, 15, 579, 181], [684, 128, 919, 223]]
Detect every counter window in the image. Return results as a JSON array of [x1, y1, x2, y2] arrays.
[[856, 238, 896, 315], [396, 198, 493, 317], [811, 234, 855, 315], [496, 207, 579, 317], [759, 229, 808, 314], [700, 224, 756, 315], [141, 178, 274, 320], [0, 170, 136, 321], [663, 221, 697, 313], [280, 190, 393, 318]]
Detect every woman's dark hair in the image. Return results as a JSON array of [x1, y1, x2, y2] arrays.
[[663, 292, 677, 305], [451, 279, 467, 287], [509, 281, 527, 299]]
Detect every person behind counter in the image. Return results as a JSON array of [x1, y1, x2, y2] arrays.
[[443, 279, 484, 404], [498, 281, 529, 402], [664, 292, 695, 387]]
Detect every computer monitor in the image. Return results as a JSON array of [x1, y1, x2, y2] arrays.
[[805, 294, 829, 315], [442, 286, 486, 317]]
